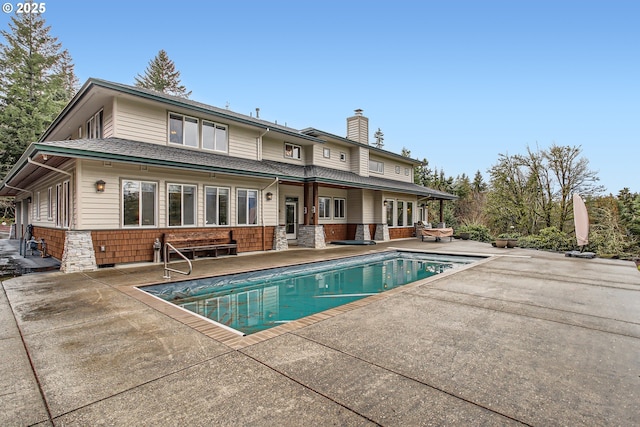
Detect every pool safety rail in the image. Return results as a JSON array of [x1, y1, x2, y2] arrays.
[[163, 242, 193, 279]]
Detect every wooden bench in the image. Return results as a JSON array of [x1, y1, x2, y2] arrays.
[[163, 230, 238, 260]]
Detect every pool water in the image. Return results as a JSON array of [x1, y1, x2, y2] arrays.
[[141, 251, 478, 335]]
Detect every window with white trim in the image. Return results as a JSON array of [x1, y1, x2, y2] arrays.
[[397, 201, 404, 226], [47, 187, 53, 220], [407, 202, 414, 225], [237, 189, 258, 225], [168, 184, 196, 226], [205, 186, 229, 226], [202, 120, 228, 152], [334, 198, 346, 219], [385, 200, 394, 226], [340, 152, 347, 162], [86, 110, 103, 139], [123, 180, 157, 227], [34, 192, 40, 220], [369, 159, 384, 174], [319, 197, 331, 219], [169, 113, 198, 147], [56, 181, 70, 228], [395, 166, 401, 174], [323, 148, 331, 158], [284, 143, 301, 159]]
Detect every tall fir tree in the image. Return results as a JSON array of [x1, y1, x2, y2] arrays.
[[0, 8, 78, 178], [135, 50, 191, 98]]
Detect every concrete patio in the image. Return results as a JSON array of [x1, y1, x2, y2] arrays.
[[1, 238, 639, 426]]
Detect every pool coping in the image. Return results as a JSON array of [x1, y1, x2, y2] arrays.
[[120, 249, 496, 350]]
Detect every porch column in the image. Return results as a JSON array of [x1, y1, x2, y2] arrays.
[[60, 230, 98, 273], [439, 199, 444, 223]]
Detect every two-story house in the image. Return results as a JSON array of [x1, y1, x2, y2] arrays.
[[0, 78, 455, 272]]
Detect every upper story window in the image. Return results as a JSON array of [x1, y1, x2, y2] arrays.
[[284, 143, 301, 160], [202, 120, 228, 152], [395, 166, 401, 174], [340, 152, 347, 162], [369, 159, 384, 174], [323, 148, 331, 158], [169, 113, 228, 152], [86, 110, 103, 139], [169, 113, 198, 147]]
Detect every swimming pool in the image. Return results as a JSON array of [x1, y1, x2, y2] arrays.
[[141, 251, 480, 335]]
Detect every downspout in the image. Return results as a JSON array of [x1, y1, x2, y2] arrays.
[[256, 128, 269, 161], [261, 177, 279, 251]]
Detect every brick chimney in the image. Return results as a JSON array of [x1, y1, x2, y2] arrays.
[[346, 109, 368, 144]]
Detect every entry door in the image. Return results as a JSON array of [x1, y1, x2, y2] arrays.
[[285, 201, 297, 239]]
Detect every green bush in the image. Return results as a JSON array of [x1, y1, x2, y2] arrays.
[[456, 223, 493, 243], [517, 227, 574, 251]]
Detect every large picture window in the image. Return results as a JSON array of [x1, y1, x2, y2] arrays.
[[169, 113, 198, 147], [123, 180, 157, 227], [386, 200, 394, 226], [168, 184, 196, 226], [237, 189, 258, 225], [397, 201, 404, 226], [205, 186, 229, 226], [203, 121, 228, 152]]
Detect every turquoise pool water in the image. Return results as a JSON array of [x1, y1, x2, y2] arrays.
[[141, 251, 479, 335]]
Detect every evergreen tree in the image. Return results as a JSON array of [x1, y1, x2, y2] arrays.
[[0, 9, 78, 177], [135, 50, 191, 98]]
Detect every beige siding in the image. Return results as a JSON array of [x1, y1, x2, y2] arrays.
[[102, 102, 114, 138], [350, 146, 369, 177], [261, 137, 307, 165], [369, 154, 415, 183], [311, 143, 351, 171], [228, 125, 258, 160], [26, 161, 75, 229], [77, 160, 276, 229], [278, 185, 304, 226], [113, 97, 167, 143]]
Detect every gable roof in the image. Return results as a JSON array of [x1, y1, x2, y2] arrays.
[[40, 78, 325, 145], [0, 138, 456, 199]]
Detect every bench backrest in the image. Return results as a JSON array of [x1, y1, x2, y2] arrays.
[[163, 230, 235, 248]]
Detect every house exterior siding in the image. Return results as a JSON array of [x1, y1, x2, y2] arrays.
[[0, 78, 456, 272]]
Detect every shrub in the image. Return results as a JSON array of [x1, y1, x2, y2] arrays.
[[517, 227, 574, 251], [456, 223, 493, 243]]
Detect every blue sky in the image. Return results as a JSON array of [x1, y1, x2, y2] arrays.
[[2, 0, 638, 193]]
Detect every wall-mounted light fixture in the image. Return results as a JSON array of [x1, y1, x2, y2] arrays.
[[383, 200, 388, 207], [266, 192, 273, 201], [95, 180, 106, 193], [26, 197, 32, 203]]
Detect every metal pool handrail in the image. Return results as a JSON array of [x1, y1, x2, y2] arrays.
[[163, 242, 193, 279]]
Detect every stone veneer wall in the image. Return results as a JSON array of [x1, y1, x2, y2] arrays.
[[355, 224, 372, 240], [298, 225, 326, 248], [374, 224, 390, 241], [273, 226, 288, 251], [61, 231, 98, 273]]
